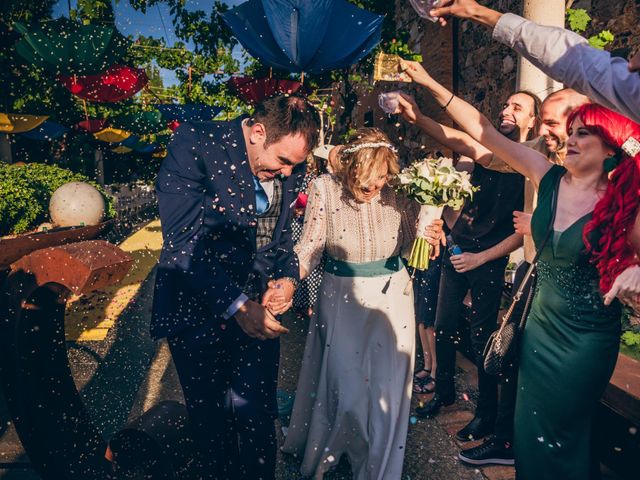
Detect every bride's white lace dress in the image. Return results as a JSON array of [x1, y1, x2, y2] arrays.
[[282, 174, 419, 479]]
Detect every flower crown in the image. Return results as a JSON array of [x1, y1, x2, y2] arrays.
[[341, 142, 397, 155]]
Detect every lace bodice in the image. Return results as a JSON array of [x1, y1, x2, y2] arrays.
[[295, 174, 419, 275]]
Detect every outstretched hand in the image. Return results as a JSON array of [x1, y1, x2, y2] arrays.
[[394, 92, 422, 124], [603, 265, 640, 306], [429, 0, 502, 28], [399, 60, 434, 86]]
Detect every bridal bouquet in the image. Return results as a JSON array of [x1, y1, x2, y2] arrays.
[[394, 156, 477, 271]]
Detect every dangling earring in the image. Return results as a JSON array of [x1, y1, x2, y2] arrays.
[[603, 152, 621, 173]]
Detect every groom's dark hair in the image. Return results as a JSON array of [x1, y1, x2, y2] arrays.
[[248, 94, 320, 152]]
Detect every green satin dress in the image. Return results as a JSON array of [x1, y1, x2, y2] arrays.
[[515, 165, 621, 480]]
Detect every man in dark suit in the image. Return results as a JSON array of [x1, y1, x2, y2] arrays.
[[151, 95, 320, 479]]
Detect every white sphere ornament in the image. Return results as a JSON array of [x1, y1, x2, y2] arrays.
[[49, 182, 106, 227]]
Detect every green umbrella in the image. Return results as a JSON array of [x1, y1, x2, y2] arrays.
[[109, 111, 166, 135], [14, 18, 129, 76]]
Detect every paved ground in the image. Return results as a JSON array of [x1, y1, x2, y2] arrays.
[[0, 262, 510, 480]]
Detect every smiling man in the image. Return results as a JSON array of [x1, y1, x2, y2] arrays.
[[151, 94, 319, 480]]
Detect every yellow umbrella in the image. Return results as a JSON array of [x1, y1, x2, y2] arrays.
[[0, 113, 49, 133], [111, 145, 133, 154], [152, 149, 167, 158], [94, 127, 131, 143]]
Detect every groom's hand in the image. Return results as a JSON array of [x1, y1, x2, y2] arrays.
[[234, 300, 289, 340]]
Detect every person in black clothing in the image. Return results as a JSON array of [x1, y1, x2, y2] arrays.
[[396, 79, 541, 464]]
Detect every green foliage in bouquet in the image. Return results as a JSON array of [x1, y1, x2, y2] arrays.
[[393, 157, 478, 209], [0, 163, 116, 236]]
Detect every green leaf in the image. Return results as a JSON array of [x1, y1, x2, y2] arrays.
[[566, 8, 591, 33], [588, 30, 615, 50]]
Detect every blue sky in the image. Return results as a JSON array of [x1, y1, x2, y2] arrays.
[[52, 1, 245, 86]]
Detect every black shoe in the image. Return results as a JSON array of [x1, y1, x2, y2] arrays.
[[458, 436, 514, 466], [415, 393, 455, 418], [455, 416, 494, 442]]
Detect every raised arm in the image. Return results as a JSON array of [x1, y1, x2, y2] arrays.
[[429, 1, 640, 124], [294, 177, 328, 279], [395, 93, 494, 166], [399, 60, 550, 188]]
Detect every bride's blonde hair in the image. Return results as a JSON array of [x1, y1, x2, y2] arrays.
[[336, 128, 400, 202]]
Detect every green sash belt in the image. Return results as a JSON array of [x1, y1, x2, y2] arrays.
[[324, 256, 403, 278]]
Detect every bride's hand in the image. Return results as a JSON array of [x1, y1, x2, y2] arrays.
[[262, 278, 295, 315], [604, 265, 640, 306], [424, 219, 445, 259]]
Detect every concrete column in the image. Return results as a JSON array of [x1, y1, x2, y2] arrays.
[[516, 0, 566, 99]]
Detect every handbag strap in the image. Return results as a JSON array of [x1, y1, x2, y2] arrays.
[[497, 170, 562, 333]]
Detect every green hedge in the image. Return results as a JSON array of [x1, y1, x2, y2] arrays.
[[621, 307, 640, 361], [0, 163, 116, 236]]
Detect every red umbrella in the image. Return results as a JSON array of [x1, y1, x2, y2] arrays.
[[60, 64, 149, 103], [227, 76, 308, 104], [76, 119, 107, 133]]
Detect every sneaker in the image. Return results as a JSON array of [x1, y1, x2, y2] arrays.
[[458, 436, 515, 466]]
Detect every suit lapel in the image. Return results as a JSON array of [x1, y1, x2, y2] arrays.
[[224, 117, 257, 217]]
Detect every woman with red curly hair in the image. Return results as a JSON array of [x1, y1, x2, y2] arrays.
[[398, 60, 640, 480]]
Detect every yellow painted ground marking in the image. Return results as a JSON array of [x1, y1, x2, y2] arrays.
[[65, 219, 163, 341]]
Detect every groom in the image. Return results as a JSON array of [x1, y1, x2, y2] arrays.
[[151, 95, 320, 479]]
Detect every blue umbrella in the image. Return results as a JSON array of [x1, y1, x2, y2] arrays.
[[120, 135, 141, 148], [222, 0, 384, 74], [19, 121, 68, 141], [134, 142, 161, 154], [157, 104, 223, 123]]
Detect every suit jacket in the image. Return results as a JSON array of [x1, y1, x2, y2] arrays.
[[150, 117, 303, 339]]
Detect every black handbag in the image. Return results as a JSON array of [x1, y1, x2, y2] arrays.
[[483, 173, 560, 376]]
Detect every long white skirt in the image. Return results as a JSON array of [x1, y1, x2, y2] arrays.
[[282, 268, 416, 480]]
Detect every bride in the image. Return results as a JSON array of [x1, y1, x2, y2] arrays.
[[278, 128, 443, 479]]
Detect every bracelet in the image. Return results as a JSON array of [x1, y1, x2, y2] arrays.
[[441, 93, 455, 111]]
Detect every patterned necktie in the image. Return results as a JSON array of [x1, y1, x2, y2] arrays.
[[253, 176, 269, 214]]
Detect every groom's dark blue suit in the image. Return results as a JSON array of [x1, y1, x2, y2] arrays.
[[151, 117, 302, 479]]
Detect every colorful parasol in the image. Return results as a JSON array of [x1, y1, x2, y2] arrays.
[[94, 127, 132, 143], [19, 121, 68, 141], [76, 119, 108, 133], [59, 65, 149, 103], [227, 76, 308, 104], [14, 19, 129, 76], [111, 145, 133, 154], [109, 111, 165, 135], [222, 0, 383, 74], [0, 113, 49, 133]]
